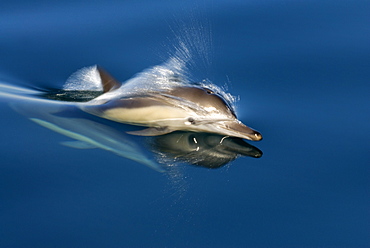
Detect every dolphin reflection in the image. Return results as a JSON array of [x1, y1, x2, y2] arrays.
[[149, 131, 262, 169]]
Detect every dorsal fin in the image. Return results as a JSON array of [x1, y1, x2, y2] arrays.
[[97, 66, 121, 93]]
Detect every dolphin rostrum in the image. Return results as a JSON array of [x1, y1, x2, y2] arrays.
[[80, 66, 262, 141]]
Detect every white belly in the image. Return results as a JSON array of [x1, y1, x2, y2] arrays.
[[101, 105, 189, 125]]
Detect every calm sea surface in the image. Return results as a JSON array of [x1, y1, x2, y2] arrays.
[[1, 0, 369, 247]]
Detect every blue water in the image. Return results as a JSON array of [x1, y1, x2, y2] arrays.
[[1, 1, 369, 247]]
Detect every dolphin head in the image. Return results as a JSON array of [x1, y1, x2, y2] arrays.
[[160, 86, 263, 141]]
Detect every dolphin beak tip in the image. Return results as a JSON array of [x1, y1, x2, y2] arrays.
[[252, 132, 263, 141], [223, 121, 263, 141]]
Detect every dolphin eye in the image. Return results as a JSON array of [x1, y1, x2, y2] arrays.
[[187, 117, 196, 124]]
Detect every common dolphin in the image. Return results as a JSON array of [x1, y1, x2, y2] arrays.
[[1, 65, 263, 172], [80, 67, 263, 141]]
